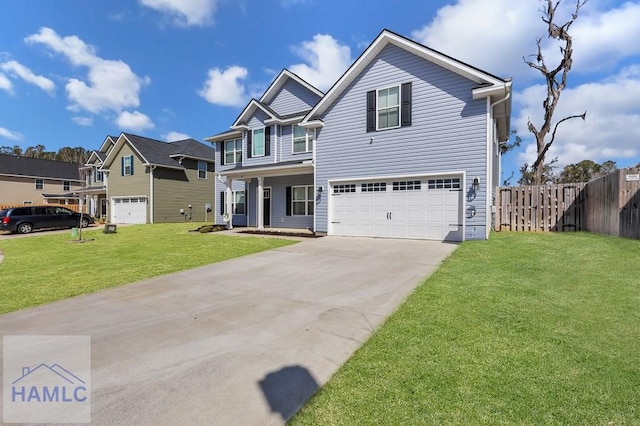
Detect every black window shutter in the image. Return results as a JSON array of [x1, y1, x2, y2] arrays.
[[247, 130, 252, 159], [130, 156, 134, 175], [366, 90, 376, 132], [220, 143, 225, 166], [401, 82, 412, 127], [286, 186, 292, 216], [265, 126, 271, 156], [121, 157, 124, 176], [220, 191, 225, 215]]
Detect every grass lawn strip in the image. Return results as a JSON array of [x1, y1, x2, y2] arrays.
[[0, 223, 296, 314], [290, 232, 640, 425]]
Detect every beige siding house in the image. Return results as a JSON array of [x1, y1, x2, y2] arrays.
[[0, 154, 83, 207], [97, 133, 216, 224]]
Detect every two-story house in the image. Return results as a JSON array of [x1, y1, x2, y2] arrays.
[[206, 30, 511, 241], [84, 133, 216, 224], [0, 154, 83, 208]]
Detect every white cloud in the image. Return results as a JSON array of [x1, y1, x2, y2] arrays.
[[115, 111, 154, 131], [25, 27, 150, 114], [199, 65, 248, 107], [0, 127, 23, 141], [0, 60, 56, 95], [289, 34, 352, 91], [163, 131, 190, 141], [515, 66, 640, 167], [140, 0, 217, 26], [0, 72, 12, 93], [71, 116, 94, 126]]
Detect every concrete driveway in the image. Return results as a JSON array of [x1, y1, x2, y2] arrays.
[[0, 236, 457, 425]]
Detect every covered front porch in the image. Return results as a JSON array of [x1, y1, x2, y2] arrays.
[[218, 161, 315, 231]]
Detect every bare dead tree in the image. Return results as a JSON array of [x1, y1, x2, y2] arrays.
[[525, 0, 588, 185]]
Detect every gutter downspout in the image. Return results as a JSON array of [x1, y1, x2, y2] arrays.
[[488, 87, 511, 238], [149, 165, 156, 224]]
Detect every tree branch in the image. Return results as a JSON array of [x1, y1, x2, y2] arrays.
[[533, 111, 587, 169]]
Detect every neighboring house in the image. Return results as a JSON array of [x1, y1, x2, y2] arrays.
[[0, 154, 82, 207], [87, 133, 216, 224], [206, 30, 512, 241]]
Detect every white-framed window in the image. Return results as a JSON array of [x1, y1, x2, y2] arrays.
[[224, 139, 242, 165], [252, 128, 265, 157], [292, 185, 314, 216], [392, 180, 421, 191], [362, 182, 387, 192], [198, 161, 207, 179], [428, 178, 461, 189], [94, 166, 103, 182], [377, 85, 400, 130], [233, 190, 246, 215], [123, 155, 133, 176], [333, 184, 356, 194], [292, 125, 313, 153], [63, 181, 70, 191], [35, 179, 44, 190]]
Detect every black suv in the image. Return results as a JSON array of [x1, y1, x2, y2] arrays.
[[0, 206, 94, 234]]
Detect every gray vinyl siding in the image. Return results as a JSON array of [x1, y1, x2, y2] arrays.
[[314, 44, 490, 240], [214, 179, 247, 226], [246, 174, 313, 229], [278, 124, 313, 163], [267, 78, 321, 116], [153, 160, 214, 223]]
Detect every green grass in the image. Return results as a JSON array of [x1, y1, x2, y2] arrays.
[[290, 232, 640, 425], [0, 223, 295, 314]]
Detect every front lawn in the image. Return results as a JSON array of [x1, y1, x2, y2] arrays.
[[291, 232, 640, 425], [0, 223, 295, 314]]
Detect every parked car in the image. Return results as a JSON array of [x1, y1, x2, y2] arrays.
[[0, 206, 95, 234]]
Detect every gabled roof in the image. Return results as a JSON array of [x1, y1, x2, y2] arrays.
[[259, 69, 323, 104], [230, 69, 323, 129], [301, 29, 512, 139], [85, 150, 106, 166], [99, 135, 118, 154], [0, 154, 81, 181], [101, 133, 215, 170], [204, 128, 243, 143]]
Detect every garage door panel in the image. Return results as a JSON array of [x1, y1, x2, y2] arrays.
[[331, 176, 463, 241]]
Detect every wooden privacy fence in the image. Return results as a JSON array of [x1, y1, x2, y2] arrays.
[[495, 167, 640, 239], [496, 183, 586, 232]]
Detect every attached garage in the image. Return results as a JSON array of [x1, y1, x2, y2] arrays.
[[329, 175, 464, 241], [111, 196, 148, 224]]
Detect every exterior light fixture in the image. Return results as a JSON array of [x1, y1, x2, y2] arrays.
[[472, 177, 480, 191]]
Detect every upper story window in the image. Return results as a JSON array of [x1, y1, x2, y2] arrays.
[[252, 128, 265, 157], [292, 125, 313, 154], [198, 161, 207, 179], [63, 181, 70, 191], [367, 82, 412, 132], [122, 155, 134, 176], [224, 139, 242, 165], [35, 179, 44, 190], [94, 166, 103, 182], [377, 86, 400, 129]]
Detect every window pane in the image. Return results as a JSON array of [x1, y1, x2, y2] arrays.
[[293, 125, 306, 139], [293, 139, 306, 153], [292, 202, 305, 215], [307, 201, 314, 215], [253, 129, 265, 156], [378, 88, 388, 108], [225, 152, 235, 164], [387, 86, 399, 106], [293, 186, 307, 201], [307, 186, 314, 200]]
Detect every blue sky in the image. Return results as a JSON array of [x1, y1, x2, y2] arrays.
[[1, 0, 639, 182]]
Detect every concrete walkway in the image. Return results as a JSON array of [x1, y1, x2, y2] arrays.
[[0, 236, 457, 425]]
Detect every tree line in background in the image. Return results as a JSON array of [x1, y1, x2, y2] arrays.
[[0, 144, 88, 164]]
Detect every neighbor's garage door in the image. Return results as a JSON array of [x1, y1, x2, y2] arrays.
[[111, 197, 147, 224], [330, 176, 463, 241]]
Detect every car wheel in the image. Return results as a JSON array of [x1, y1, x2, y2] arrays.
[[80, 218, 89, 228], [17, 223, 33, 234]]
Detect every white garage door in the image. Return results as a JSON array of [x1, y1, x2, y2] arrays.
[[111, 197, 147, 224], [330, 176, 463, 241]]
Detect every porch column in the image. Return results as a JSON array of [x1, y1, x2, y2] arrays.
[[257, 176, 264, 230], [225, 178, 233, 230]]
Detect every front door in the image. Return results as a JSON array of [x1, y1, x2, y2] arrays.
[[263, 188, 271, 227]]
